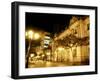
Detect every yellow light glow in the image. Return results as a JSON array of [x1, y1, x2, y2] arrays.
[[25, 32, 28, 37], [58, 47, 64, 51], [37, 51, 41, 55], [42, 55, 45, 57], [46, 52, 50, 55], [30, 53, 35, 57], [34, 33, 40, 40], [28, 30, 34, 39]]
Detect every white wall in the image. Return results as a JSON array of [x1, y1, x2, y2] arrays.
[[0, 0, 99, 81]]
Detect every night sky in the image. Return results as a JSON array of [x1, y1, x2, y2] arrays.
[[25, 12, 87, 34], [25, 12, 72, 34]]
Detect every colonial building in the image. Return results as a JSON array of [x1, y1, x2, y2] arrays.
[[52, 16, 90, 65]]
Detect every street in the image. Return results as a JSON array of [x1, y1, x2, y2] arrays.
[[28, 60, 82, 68]]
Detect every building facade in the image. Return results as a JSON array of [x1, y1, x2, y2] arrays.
[[52, 16, 90, 65]]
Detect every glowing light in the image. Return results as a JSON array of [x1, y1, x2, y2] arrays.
[[26, 30, 41, 40], [46, 51, 51, 55], [28, 30, 34, 39], [43, 45, 48, 48], [34, 33, 40, 40], [30, 53, 35, 57], [44, 36, 50, 39], [70, 44, 73, 47], [42, 55, 45, 57], [37, 51, 41, 55], [25, 32, 28, 37], [58, 47, 64, 51]]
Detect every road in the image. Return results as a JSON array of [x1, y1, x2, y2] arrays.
[[28, 60, 78, 68]]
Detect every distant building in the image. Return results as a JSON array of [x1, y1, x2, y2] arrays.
[[41, 33, 52, 61]]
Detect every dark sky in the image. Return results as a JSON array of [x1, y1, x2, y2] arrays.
[[25, 12, 87, 34], [25, 12, 72, 34]]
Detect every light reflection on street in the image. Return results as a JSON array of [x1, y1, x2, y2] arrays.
[[28, 60, 82, 68]]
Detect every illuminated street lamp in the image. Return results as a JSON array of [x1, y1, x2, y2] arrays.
[[28, 30, 34, 39], [25, 30, 34, 68], [34, 33, 40, 40], [30, 53, 35, 58], [26, 30, 34, 55], [25, 31, 28, 37], [25, 30, 40, 68], [26, 30, 40, 40], [25, 30, 34, 39]]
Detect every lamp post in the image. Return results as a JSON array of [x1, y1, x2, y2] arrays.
[[25, 30, 40, 68], [26, 30, 33, 68]]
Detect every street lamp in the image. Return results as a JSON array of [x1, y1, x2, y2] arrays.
[[25, 31, 28, 37], [25, 30, 34, 39], [25, 30, 40, 68], [28, 30, 34, 39], [30, 53, 35, 58], [34, 33, 40, 40], [26, 30, 34, 68]]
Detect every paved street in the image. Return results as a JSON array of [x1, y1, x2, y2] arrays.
[[28, 60, 81, 68]]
